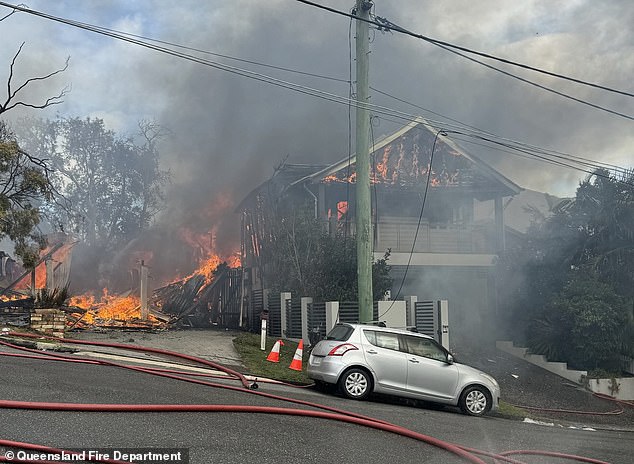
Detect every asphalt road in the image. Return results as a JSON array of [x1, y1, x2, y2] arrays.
[[1, 344, 632, 464]]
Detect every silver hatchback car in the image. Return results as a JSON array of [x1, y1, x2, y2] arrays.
[[307, 323, 500, 416]]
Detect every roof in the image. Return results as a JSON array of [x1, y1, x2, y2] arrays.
[[290, 117, 522, 200], [234, 163, 328, 212]]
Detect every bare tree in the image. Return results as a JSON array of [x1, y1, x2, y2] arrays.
[[0, 42, 69, 115]]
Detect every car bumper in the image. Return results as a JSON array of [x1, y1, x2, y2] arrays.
[[307, 355, 348, 384]]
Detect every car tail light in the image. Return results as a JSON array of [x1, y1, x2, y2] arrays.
[[327, 343, 359, 356]]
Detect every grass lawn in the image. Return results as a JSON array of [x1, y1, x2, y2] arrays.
[[233, 332, 312, 384]]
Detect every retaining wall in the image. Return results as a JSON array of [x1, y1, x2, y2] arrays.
[[496, 341, 634, 401]]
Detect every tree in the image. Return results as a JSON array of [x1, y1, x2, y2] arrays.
[[0, 40, 68, 268], [17, 116, 170, 253], [13, 116, 170, 291], [0, 121, 52, 268], [527, 275, 629, 370], [261, 202, 392, 302], [501, 169, 634, 370]]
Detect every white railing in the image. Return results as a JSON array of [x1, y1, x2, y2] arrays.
[[375, 218, 490, 254]]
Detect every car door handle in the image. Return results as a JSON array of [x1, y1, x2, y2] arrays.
[[408, 358, 420, 363], [366, 349, 378, 354]]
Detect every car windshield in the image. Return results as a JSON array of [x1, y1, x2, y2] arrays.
[[325, 325, 353, 341]]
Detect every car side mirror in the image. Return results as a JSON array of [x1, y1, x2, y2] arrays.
[[446, 354, 454, 364]]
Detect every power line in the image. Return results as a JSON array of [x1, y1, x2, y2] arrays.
[[373, 113, 633, 187], [371, 86, 631, 175], [430, 40, 634, 122], [293, 0, 634, 99], [77, 21, 351, 84], [1, 2, 630, 184], [0, 4, 503, 146], [379, 129, 445, 319]]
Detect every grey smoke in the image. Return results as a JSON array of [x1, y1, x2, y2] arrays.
[[0, 0, 632, 291]]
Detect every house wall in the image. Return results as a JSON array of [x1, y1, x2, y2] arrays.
[[389, 265, 497, 347]]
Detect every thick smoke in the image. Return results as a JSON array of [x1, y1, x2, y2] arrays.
[[0, 1, 632, 303]]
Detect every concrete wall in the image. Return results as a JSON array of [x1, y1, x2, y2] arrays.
[[587, 378, 634, 401]]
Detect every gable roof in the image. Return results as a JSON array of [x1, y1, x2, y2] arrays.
[[289, 117, 522, 200]]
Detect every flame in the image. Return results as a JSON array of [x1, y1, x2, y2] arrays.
[[13, 241, 75, 291], [0, 293, 27, 302], [65, 205, 242, 328], [321, 133, 469, 187], [69, 289, 158, 326], [337, 201, 348, 220]]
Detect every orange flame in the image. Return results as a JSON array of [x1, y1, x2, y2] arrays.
[[13, 241, 75, 291], [69, 289, 157, 326]]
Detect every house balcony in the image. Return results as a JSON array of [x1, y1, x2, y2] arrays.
[[374, 217, 494, 255]]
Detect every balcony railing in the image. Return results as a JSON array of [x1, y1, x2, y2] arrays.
[[376, 217, 493, 254], [325, 216, 495, 254]]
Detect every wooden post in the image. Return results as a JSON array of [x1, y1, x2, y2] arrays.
[[140, 261, 149, 320]]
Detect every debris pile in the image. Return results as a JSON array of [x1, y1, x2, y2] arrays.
[[63, 261, 242, 331]]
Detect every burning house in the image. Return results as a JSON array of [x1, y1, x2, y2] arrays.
[[237, 117, 522, 344]]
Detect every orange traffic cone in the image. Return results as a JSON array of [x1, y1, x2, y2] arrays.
[[289, 339, 304, 371], [266, 339, 284, 362]]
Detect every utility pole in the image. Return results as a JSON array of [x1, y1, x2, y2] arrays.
[[355, 0, 373, 323]]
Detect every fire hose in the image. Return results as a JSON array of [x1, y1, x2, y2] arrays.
[[0, 332, 617, 464]]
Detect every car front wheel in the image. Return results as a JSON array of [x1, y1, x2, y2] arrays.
[[459, 386, 492, 416], [339, 368, 372, 400]]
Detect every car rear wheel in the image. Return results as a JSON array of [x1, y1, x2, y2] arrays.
[[339, 368, 372, 400], [459, 386, 491, 416]]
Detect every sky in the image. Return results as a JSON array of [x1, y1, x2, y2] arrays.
[[0, 0, 633, 256]]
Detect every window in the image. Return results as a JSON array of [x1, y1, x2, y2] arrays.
[[363, 330, 400, 351], [404, 335, 447, 362], [325, 325, 354, 341]]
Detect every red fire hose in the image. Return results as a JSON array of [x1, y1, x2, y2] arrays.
[[4, 331, 253, 389], [0, 332, 616, 464]]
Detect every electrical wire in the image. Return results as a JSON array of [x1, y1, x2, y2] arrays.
[[371, 87, 634, 175], [429, 40, 634, 122], [1, 1, 632, 173], [370, 114, 634, 188], [378, 129, 445, 319], [0, 2, 484, 146], [293, 0, 634, 99], [291, 1, 634, 121], [370, 87, 630, 185]]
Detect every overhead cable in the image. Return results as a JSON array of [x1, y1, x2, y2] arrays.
[[0, 2, 630, 183], [293, 0, 634, 99]]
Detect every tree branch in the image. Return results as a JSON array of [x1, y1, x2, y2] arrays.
[[1, 43, 70, 115], [0, 3, 26, 22]]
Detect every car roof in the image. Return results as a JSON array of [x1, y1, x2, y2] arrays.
[[338, 323, 434, 340]]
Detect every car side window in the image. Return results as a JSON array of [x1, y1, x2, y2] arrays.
[[363, 330, 400, 352], [404, 335, 447, 362]]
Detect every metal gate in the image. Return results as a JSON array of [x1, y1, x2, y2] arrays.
[[414, 300, 449, 349]]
